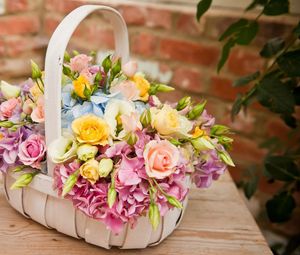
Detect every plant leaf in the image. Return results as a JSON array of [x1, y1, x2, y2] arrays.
[[219, 19, 248, 41], [263, 0, 289, 16], [277, 50, 300, 77], [256, 75, 295, 114], [196, 0, 212, 21], [293, 21, 300, 38], [260, 37, 285, 58], [266, 191, 296, 223], [231, 95, 243, 119], [233, 71, 260, 87], [235, 21, 259, 45], [264, 155, 300, 181], [217, 39, 235, 72], [243, 174, 259, 199]]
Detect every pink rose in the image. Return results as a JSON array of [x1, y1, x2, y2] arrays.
[[31, 96, 44, 123], [18, 134, 46, 169], [122, 60, 138, 77], [0, 98, 21, 119], [143, 140, 180, 179], [110, 80, 140, 101], [70, 54, 92, 73]]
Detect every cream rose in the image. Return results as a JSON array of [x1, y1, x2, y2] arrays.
[[143, 140, 179, 179], [150, 104, 192, 137]]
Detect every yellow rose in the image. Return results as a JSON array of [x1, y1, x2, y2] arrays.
[[150, 104, 193, 136], [73, 75, 91, 99], [72, 115, 110, 145], [79, 159, 99, 184], [132, 74, 150, 102]]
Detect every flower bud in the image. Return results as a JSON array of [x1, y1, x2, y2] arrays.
[[0, 81, 21, 99], [0, 121, 14, 128], [31, 60, 42, 79], [98, 158, 114, 178], [166, 195, 183, 209], [12, 165, 26, 172], [187, 101, 207, 120], [149, 203, 160, 230], [77, 144, 98, 162], [149, 84, 174, 95], [62, 170, 80, 197], [140, 109, 151, 128], [102, 55, 112, 73], [191, 136, 214, 151], [218, 150, 235, 167], [211, 125, 230, 136], [125, 132, 138, 146], [22, 99, 34, 115], [10, 172, 38, 189], [108, 186, 117, 208], [176, 96, 191, 111]]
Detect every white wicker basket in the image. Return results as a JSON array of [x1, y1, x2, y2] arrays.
[[2, 5, 189, 249]]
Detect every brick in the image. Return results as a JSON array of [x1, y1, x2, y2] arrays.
[[209, 75, 249, 101], [131, 33, 158, 57], [264, 117, 292, 141], [89, 28, 114, 49], [171, 66, 203, 93], [119, 5, 146, 26], [5, 36, 47, 57], [0, 39, 5, 57], [6, 0, 29, 12], [43, 15, 61, 36], [145, 8, 172, 29], [159, 38, 219, 66], [45, 0, 82, 13], [158, 89, 186, 104], [0, 15, 40, 36], [176, 13, 204, 36], [227, 48, 264, 76], [231, 136, 266, 163]]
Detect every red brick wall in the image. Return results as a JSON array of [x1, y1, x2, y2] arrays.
[[0, 0, 297, 195]]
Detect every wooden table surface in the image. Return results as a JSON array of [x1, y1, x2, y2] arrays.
[[0, 172, 272, 255]]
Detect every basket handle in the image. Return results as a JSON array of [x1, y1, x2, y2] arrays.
[[44, 5, 130, 176]]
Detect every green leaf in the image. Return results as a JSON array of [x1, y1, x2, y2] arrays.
[[266, 191, 296, 223], [102, 55, 112, 73], [281, 114, 297, 128], [233, 71, 260, 87], [293, 21, 300, 38], [231, 95, 243, 119], [218, 39, 235, 72], [196, 0, 212, 21], [245, 0, 268, 11], [264, 155, 300, 181], [219, 19, 248, 41], [277, 50, 300, 77], [294, 86, 300, 105], [260, 37, 285, 58], [243, 174, 259, 199], [263, 0, 289, 16], [256, 75, 295, 114], [235, 21, 259, 45]]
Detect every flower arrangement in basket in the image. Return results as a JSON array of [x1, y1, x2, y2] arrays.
[[0, 5, 234, 248]]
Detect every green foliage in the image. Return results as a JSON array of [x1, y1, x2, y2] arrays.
[[238, 166, 259, 199], [266, 191, 296, 222], [233, 71, 260, 87], [277, 50, 300, 77], [218, 19, 258, 71], [260, 37, 285, 58], [245, 0, 268, 11], [196, 0, 212, 21], [262, 0, 289, 16]]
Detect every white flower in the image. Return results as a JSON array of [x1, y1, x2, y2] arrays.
[[104, 99, 135, 139], [48, 135, 77, 163], [0, 81, 21, 99]]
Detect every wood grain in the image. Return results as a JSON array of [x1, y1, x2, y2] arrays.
[[0, 172, 272, 255]]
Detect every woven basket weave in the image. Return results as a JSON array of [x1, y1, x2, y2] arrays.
[[2, 5, 189, 249]]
